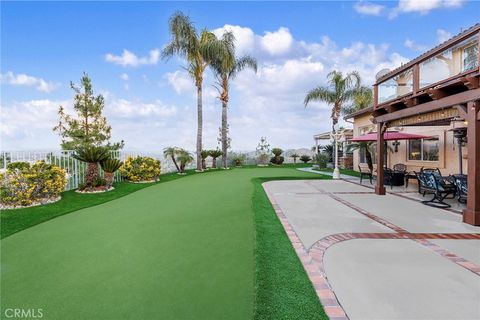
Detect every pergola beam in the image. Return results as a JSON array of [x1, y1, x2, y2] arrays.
[[374, 88, 480, 123]]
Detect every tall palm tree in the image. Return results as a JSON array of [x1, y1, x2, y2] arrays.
[[211, 31, 257, 168], [342, 86, 373, 116], [304, 70, 361, 132], [162, 12, 222, 171]]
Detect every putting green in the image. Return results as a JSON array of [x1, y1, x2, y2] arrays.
[[1, 167, 317, 320]]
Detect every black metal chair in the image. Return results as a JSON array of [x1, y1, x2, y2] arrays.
[[452, 174, 467, 204], [393, 163, 407, 173], [417, 172, 456, 208], [358, 164, 372, 184]]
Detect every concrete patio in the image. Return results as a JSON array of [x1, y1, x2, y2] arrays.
[[263, 179, 480, 320]]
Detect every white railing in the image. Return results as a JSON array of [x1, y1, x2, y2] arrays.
[[0, 150, 191, 191]]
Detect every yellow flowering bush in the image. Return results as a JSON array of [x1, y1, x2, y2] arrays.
[[0, 161, 67, 207], [119, 156, 161, 182]]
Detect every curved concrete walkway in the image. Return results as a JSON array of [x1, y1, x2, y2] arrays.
[[263, 179, 480, 320]]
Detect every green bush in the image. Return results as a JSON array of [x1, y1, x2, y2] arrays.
[[315, 153, 329, 169], [0, 161, 67, 207], [119, 156, 161, 182], [270, 148, 284, 165], [6, 162, 31, 171]]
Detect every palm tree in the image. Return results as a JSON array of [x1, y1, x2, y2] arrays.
[[347, 142, 374, 172], [208, 149, 223, 169], [342, 86, 373, 116], [291, 153, 299, 164], [163, 146, 180, 172], [176, 149, 194, 174], [211, 31, 257, 169], [72, 146, 110, 189], [200, 150, 210, 170], [162, 12, 223, 171], [304, 70, 361, 131]]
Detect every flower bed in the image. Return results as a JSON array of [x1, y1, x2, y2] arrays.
[[119, 156, 161, 182], [0, 161, 67, 209]]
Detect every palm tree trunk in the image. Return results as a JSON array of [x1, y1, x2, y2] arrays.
[[221, 100, 228, 168], [196, 84, 203, 171], [212, 157, 217, 169], [365, 148, 373, 172], [170, 155, 180, 172]]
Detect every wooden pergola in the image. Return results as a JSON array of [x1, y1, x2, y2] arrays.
[[372, 23, 480, 226]]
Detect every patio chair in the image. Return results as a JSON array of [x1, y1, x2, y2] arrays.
[[417, 172, 456, 208], [358, 164, 372, 184], [452, 174, 468, 204], [393, 163, 407, 173]]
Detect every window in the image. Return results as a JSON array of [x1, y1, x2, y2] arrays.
[[463, 44, 478, 72], [408, 137, 439, 161], [419, 34, 478, 88], [377, 68, 413, 103], [359, 144, 376, 164]]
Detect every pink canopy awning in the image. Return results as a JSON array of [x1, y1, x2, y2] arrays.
[[349, 131, 431, 142]]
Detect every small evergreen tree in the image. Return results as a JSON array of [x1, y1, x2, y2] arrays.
[[53, 73, 123, 150]]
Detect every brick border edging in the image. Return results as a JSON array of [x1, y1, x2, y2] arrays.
[[264, 186, 350, 320], [263, 181, 480, 320]]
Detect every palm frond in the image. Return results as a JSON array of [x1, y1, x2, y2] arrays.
[[304, 87, 336, 107]]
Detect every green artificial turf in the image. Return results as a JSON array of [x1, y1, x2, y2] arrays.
[[1, 171, 185, 239], [1, 166, 328, 320], [253, 177, 328, 320]]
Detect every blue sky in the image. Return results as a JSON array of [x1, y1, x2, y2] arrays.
[[1, 1, 479, 151]]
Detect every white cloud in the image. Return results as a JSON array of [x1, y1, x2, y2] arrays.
[[3, 24, 413, 152], [390, 0, 465, 17], [120, 73, 129, 81], [165, 70, 194, 94], [354, 1, 385, 15], [213, 25, 256, 55], [260, 27, 293, 56], [436, 29, 452, 43], [108, 99, 177, 119], [0, 71, 58, 93], [403, 38, 428, 52], [105, 49, 160, 67]]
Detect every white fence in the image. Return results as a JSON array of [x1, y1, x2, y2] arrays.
[[0, 150, 191, 191]]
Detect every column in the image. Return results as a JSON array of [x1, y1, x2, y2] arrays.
[[375, 123, 386, 195], [463, 100, 480, 226]]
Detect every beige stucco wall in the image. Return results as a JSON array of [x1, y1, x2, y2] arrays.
[[351, 113, 467, 176]]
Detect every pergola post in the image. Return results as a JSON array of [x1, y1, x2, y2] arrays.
[[375, 123, 386, 195], [463, 100, 480, 225]]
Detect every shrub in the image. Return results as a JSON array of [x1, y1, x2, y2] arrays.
[[208, 149, 223, 169], [270, 148, 284, 165], [176, 149, 193, 174], [100, 158, 123, 188], [299, 155, 312, 163], [6, 162, 31, 171], [315, 153, 329, 169], [73, 146, 110, 188], [232, 153, 246, 167], [0, 161, 67, 207], [200, 150, 210, 170], [119, 156, 161, 182]]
